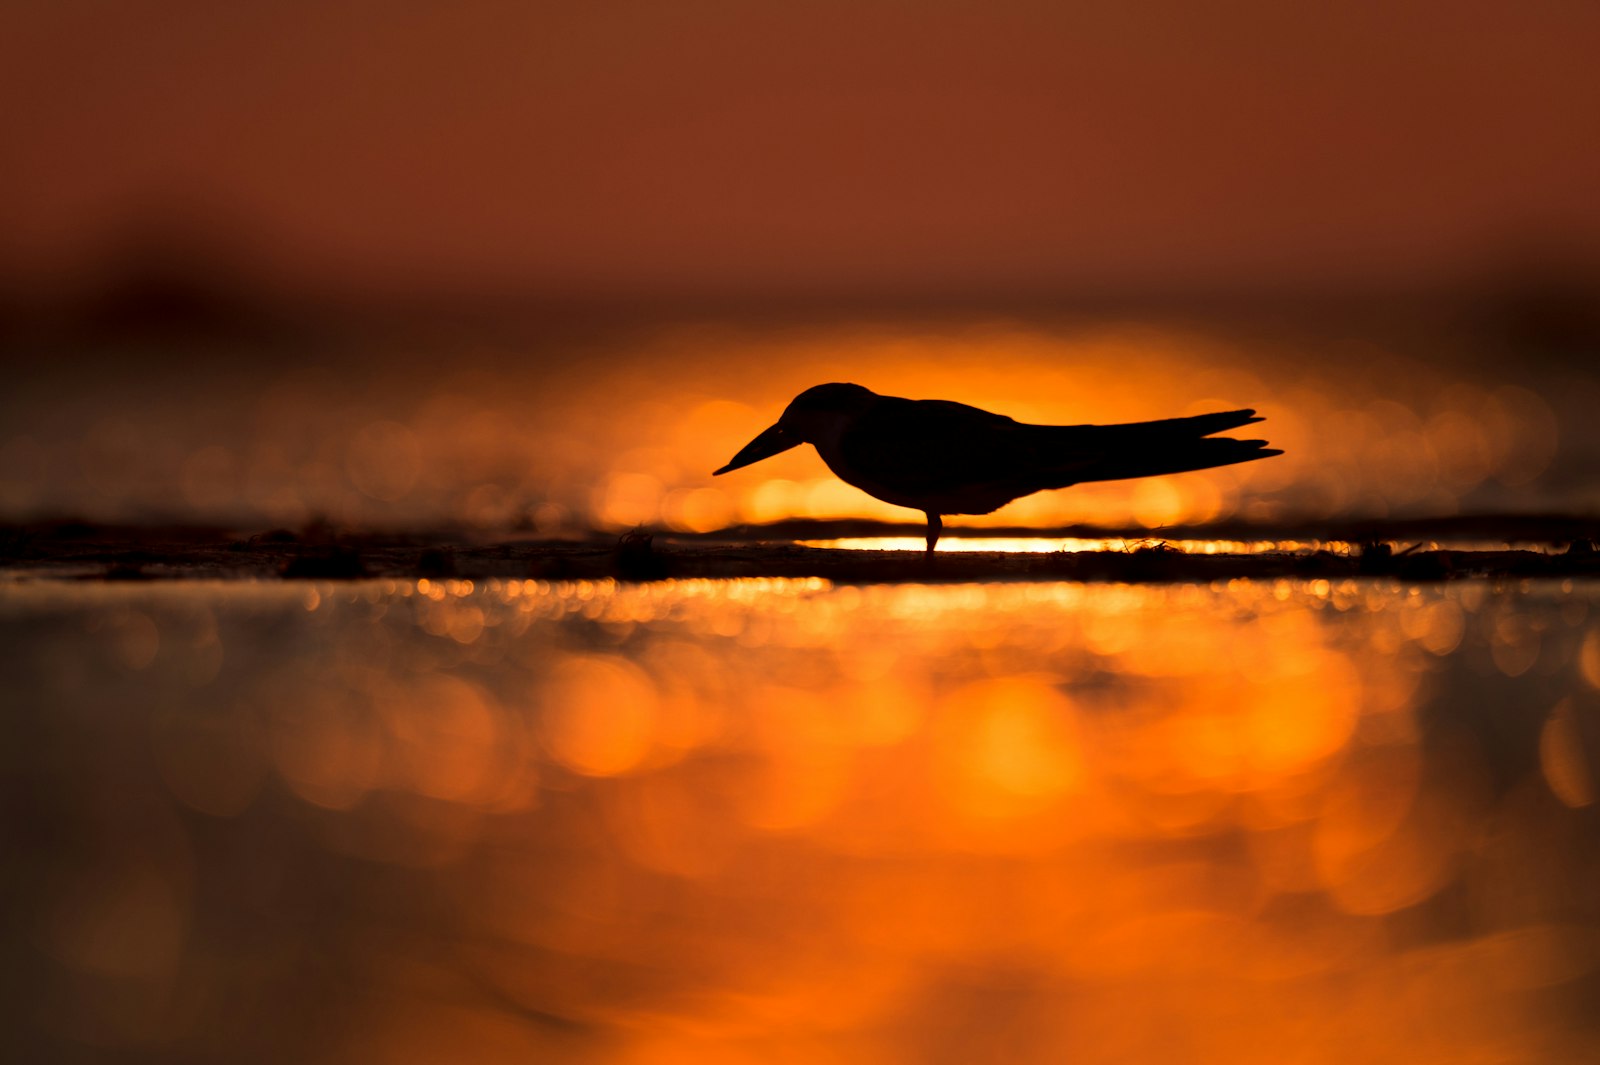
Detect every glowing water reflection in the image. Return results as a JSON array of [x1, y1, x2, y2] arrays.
[[802, 535, 1543, 555], [806, 536, 1329, 554], [3, 578, 1599, 1062]]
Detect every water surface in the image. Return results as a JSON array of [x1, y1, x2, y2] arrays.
[[4, 577, 1599, 1062]]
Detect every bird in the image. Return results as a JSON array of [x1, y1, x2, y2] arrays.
[[714, 383, 1282, 554]]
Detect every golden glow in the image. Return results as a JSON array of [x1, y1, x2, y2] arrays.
[[1581, 627, 1600, 689], [803, 536, 1334, 554], [937, 676, 1085, 820], [5, 322, 1571, 531], [1541, 699, 1596, 808], [538, 655, 660, 777], [614, 329, 1561, 532], [7, 578, 1600, 1062]]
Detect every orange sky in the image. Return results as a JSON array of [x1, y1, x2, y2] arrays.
[[3, 1, 1599, 301]]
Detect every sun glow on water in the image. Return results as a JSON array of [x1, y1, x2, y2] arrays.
[[802, 536, 1330, 554], [5, 577, 1600, 1062]]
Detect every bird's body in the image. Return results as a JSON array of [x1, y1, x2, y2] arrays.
[[715, 383, 1282, 553]]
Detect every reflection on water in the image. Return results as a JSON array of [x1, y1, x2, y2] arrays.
[[800, 530, 1548, 556], [3, 578, 1600, 1062], [804, 536, 1324, 554], [800, 535, 1494, 554]]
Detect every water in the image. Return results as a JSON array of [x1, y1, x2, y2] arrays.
[[4, 286, 1598, 1063], [4, 577, 1599, 1062], [801, 535, 1551, 554]]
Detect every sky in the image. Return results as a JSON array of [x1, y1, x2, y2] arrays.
[[3, 1, 1600, 305]]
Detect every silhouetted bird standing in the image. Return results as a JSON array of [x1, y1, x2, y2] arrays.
[[714, 383, 1282, 554]]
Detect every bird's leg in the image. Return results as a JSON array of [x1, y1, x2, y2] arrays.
[[924, 512, 942, 556]]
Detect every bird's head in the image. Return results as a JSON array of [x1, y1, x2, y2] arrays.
[[713, 383, 878, 475]]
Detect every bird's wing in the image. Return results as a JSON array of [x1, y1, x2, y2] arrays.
[[833, 400, 1278, 513], [837, 398, 1103, 502]]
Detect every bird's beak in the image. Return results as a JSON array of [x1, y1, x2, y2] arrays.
[[713, 423, 800, 475]]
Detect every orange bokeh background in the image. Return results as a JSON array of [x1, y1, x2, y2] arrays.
[[0, 317, 1584, 531]]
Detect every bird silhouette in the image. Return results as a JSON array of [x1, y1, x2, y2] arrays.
[[714, 383, 1282, 554]]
